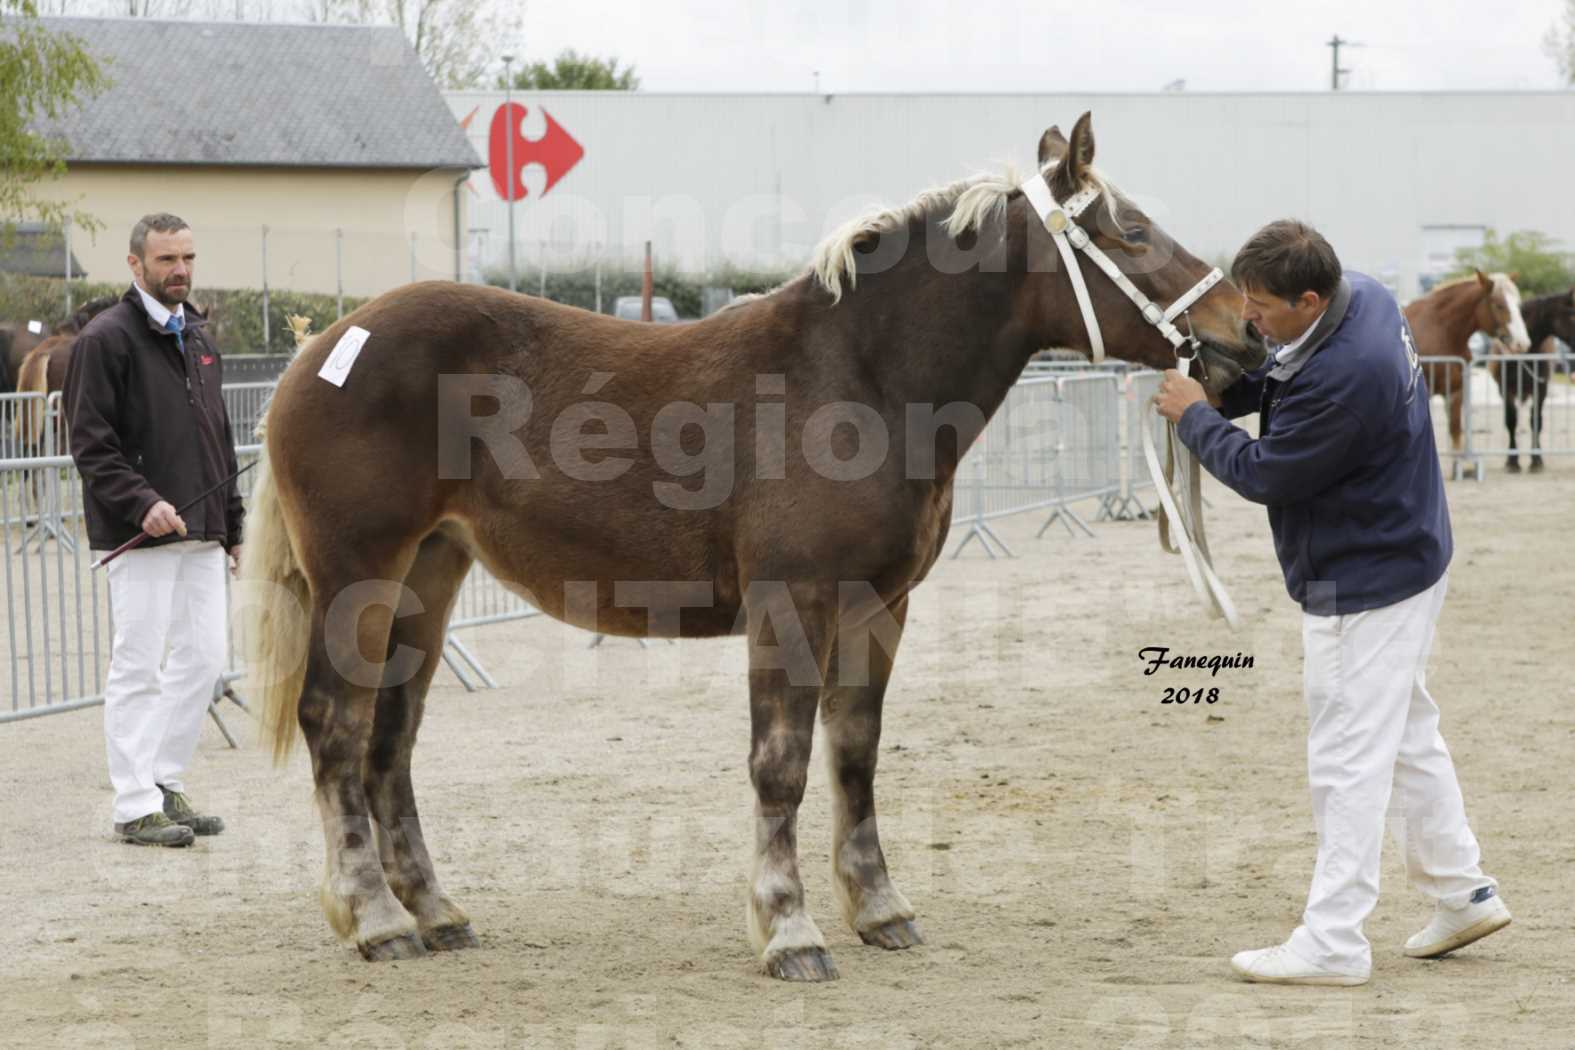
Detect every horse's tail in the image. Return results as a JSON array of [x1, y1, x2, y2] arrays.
[[15, 347, 48, 448], [239, 443, 312, 765]]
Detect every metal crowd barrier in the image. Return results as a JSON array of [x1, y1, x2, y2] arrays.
[[0, 460, 539, 726], [1099, 370, 1165, 522], [222, 382, 278, 447], [949, 373, 1123, 557], [442, 566, 541, 691], [1417, 356, 1478, 481], [1465, 352, 1575, 470], [1, 454, 109, 723], [1, 447, 554, 729], [2, 364, 1315, 721], [2, 392, 71, 536], [0, 391, 48, 462]]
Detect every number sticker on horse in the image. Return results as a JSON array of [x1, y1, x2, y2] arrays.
[[318, 325, 371, 388]]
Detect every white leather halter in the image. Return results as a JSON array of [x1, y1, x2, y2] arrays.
[[1019, 170, 1223, 364]]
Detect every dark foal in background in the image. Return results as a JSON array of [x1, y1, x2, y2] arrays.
[[1489, 288, 1575, 472], [243, 114, 1266, 980], [1, 317, 51, 395]]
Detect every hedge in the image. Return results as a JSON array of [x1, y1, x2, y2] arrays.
[[0, 273, 370, 354], [3, 262, 802, 355], [478, 262, 801, 318]]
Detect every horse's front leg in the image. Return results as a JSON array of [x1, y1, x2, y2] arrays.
[[744, 580, 838, 981], [1504, 393, 1520, 472], [1529, 383, 1546, 473], [1445, 389, 1469, 480], [824, 595, 922, 951]]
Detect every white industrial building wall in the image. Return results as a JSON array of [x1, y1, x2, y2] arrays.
[[444, 91, 1575, 301]]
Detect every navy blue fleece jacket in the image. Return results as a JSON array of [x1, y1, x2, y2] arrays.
[[1176, 273, 1452, 614]]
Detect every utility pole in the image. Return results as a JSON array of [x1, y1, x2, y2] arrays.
[[502, 53, 518, 293], [1328, 35, 1351, 90]]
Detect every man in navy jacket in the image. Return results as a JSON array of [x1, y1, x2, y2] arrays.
[[1155, 220, 1508, 986]]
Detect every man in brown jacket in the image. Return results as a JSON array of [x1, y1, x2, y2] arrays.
[[64, 213, 242, 847]]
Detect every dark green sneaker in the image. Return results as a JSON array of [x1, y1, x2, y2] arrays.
[[115, 812, 195, 847], [158, 785, 225, 836]]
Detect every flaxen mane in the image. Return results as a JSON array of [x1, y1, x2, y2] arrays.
[[807, 160, 1128, 304]]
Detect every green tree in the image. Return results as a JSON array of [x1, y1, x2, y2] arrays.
[[1545, 0, 1575, 85], [498, 49, 639, 91], [1, 0, 107, 237], [1450, 230, 1575, 297]]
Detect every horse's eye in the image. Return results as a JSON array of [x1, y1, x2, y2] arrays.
[[1125, 227, 1149, 243]]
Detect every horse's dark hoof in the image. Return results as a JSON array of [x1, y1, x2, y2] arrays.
[[1505, 459, 1521, 473], [359, 931, 428, 961], [859, 918, 925, 950], [766, 947, 840, 981], [1530, 460, 1545, 474], [422, 922, 480, 952]]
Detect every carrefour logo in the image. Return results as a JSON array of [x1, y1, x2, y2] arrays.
[[487, 102, 585, 201]]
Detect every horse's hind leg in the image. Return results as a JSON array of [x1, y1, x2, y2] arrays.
[[823, 594, 922, 952], [298, 544, 425, 960], [365, 529, 478, 952], [744, 579, 838, 981]]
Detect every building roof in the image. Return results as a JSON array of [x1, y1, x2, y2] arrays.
[[0, 223, 87, 279], [32, 17, 481, 170]]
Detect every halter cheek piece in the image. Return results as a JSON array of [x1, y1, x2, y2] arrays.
[[1018, 171, 1224, 368]]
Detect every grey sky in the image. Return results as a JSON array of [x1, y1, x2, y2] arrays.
[[519, 0, 1569, 93]]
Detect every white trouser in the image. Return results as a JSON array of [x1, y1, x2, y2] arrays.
[[1287, 572, 1495, 975], [99, 540, 228, 825]]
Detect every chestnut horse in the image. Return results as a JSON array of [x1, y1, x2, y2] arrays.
[[1489, 288, 1575, 472], [10, 296, 118, 456], [1403, 271, 1530, 471], [242, 114, 1266, 980]]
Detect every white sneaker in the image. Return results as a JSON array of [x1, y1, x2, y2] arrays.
[[1404, 887, 1511, 959], [1230, 944, 1369, 986]]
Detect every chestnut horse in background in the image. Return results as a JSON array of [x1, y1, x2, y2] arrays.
[[1403, 271, 1531, 474], [10, 296, 118, 457], [1488, 288, 1575, 472], [10, 297, 117, 523], [242, 114, 1266, 980]]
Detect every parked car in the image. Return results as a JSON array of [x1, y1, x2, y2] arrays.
[[612, 296, 680, 323]]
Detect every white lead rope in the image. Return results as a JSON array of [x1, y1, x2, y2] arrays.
[[1139, 360, 1241, 629]]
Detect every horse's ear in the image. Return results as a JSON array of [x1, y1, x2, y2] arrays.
[[1038, 126, 1068, 167], [1067, 111, 1096, 183], [1475, 269, 1492, 290], [1507, 271, 1519, 284]]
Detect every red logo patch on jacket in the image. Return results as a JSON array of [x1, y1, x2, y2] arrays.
[[201, 354, 215, 366]]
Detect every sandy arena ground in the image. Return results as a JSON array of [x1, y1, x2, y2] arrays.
[[1, 456, 1572, 1049]]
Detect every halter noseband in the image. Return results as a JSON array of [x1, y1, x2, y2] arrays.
[[1019, 170, 1223, 366]]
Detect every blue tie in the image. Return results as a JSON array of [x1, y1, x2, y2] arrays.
[[165, 312, 185, 354]]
